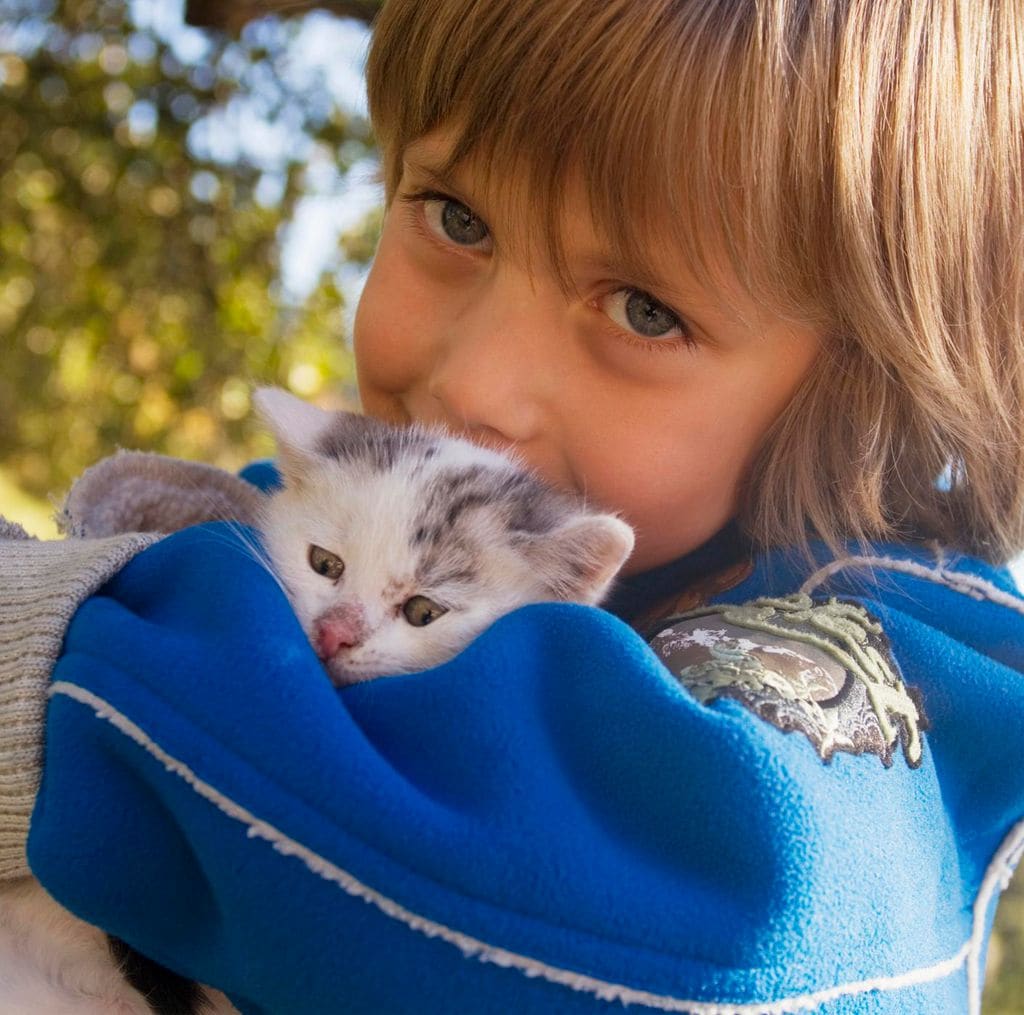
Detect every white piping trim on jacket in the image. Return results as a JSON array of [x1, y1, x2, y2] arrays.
[[967, 819, 1024, 1015], [48, 679, 1000, 1013], [799, 554, 1024, 617]]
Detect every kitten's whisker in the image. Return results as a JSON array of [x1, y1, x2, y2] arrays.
[[146, 464, 291, 604], [198, 518, 293, 604]]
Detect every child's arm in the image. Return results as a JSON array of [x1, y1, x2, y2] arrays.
[[0, 451, 268, 878], [0, 518, 157, 879]]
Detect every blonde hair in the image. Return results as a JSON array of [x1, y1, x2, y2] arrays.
[[367, 0, 1024, 563]]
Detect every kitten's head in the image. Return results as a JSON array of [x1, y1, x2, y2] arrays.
[[253, 387, 634, 686]]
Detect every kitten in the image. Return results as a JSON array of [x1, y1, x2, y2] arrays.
[[2, 389, 633, 1015], [0, 876, 238, 1015], [253, 386, 635, 685]]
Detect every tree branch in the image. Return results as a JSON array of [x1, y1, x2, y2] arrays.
[[184, 1, 381, 33]]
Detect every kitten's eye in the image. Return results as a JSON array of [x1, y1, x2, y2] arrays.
[[402, 595, 448, 627], [308, 545, 345, 581], [603, 288, 686, 340], [424, 197, 491, 249]]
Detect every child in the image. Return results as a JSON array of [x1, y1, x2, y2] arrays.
[[1, 0, 1023, 1012]]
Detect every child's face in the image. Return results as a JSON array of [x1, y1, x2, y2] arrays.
[[354, 131, 820, 573]]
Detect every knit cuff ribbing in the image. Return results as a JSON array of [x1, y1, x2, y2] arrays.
[[0, 519, 159, 879]]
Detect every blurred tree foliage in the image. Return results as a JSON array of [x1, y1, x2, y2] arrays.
[[0, 0, 381, 501], [986, 874, 1024, 1014]]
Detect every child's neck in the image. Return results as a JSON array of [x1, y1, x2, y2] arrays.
[[603, 520, 750, 630]]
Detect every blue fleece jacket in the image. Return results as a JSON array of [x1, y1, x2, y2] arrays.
[[27, 494, 1024, 1013]]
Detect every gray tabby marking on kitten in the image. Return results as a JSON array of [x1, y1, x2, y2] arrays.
[[315, 408, 435, 470]]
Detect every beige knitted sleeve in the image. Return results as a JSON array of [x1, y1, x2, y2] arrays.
[[0, 517, 158, 879]]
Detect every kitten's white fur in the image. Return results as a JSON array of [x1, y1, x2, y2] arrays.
[[0, 877, 236, 1014], [1, 389, 633, 1010]]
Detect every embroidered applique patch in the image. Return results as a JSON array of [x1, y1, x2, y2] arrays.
[[649, 594, 927, 768]]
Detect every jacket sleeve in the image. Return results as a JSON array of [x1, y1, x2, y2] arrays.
[[0, 517, 156, 879]]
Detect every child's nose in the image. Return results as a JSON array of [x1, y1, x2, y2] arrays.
[[314, 604, 367, 658], [428, 273, 557, 441]]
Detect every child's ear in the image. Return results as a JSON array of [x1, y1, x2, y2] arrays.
[[252, 387, 333, 491], [523, 514, 635, 605]]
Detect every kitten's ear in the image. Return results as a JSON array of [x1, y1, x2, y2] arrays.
[[253, 386, 331, 490], [253, 387, 332, 455], [525, 513, 634, 605]]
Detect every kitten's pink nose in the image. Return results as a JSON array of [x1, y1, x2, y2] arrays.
[[314, 604, 367, 659]]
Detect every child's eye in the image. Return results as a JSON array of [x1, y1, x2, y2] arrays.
[[602, 288, 688, 342], [418, 193, 492, 250]]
